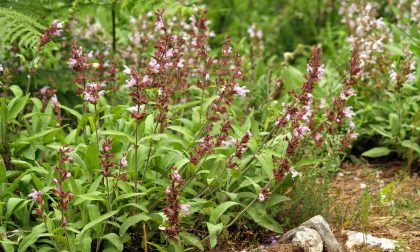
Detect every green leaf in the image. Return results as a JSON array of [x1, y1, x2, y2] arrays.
[[18, 224, 46, 252], [23, 127, 62, 142], [179, 231, 204, 251], [206, 222, 223, 248], [401, 140, 420, 153], [148, 242, 167, 252], [119, 213, 150, 236], [101, 233, 123, 251], [209, 201, 238, 224], [6, 198, 28, 218], [115, 193, 146, 202], [74, 192, 105, 205], [168, 126, 194, 142], [7, 95, 29, 120], [361, 147, 392, 158], [266, 195, 291, 208], [256, 152, 274, 179], [389, 113, 399, 136], [60, 104, 82, 120], [145, 114, 155, 136], [370, 125, 392, 138], [246, 203, 283, 233], [294, 158, 321, 167], [79, 210, 119, 237], [9, 85, 23, 97], [99, 130, 134, 143], [85, 144, 100, 171], [244, 176, 262, 193], [0, 155, 6, 183]]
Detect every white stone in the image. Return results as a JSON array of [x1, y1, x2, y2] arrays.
[[291, 227, 323, 252], [345, 231, 398, 251]]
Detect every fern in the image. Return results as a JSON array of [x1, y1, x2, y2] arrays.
[[0, 7, 45, 48]]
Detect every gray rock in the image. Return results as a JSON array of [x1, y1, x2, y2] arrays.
[[300, 215, 342, 252], [280, 215, 342, 252]]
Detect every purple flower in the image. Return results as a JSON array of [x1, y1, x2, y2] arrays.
[[233, 84, 250, 97]]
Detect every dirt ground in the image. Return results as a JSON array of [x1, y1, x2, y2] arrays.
[[213, 161, 420, 251], [328, 161, 420, 251]]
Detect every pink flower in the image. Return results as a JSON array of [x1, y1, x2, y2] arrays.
[[149, 58, 160, 73], [173, 170, 181, 182], [87, 51, 94, 59], [317, 64, 325, 79], [28, 189, 43, 202], [177, 59, 184, 68], [293, 125, 310, 138], [155, 19, 165, 31], [51, 94, 59, 108], [180, 204, 190, 215], [222, 137, 238, 147], [125, 77, 136, 88], [165, 186, 172, 194], [343, 106, 355, 119], [258, 192, 265, 201], [123, 65, 132, 75], [233, 84, 250, 96], [120, 156, 128, 168], [350, 132, 359, 139]]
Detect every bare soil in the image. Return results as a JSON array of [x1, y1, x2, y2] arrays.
[[329, 161, 420, 251]]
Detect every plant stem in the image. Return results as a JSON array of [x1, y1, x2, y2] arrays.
[[142, 123, 159, 181], [134, 119, 140, 202], [94, 104, 99, 147], [142, 222, 148, 252], [111, 1, 117, 52], [25, 51, 38, 95]]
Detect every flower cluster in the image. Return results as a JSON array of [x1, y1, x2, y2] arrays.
[[34, 86, 62, 126], [50, 146, 74, 226], [189, 36, 248, 166], [339, 1, 392, 83], [123, 65, 151, 120], [226, 131, 252, 169], [390, 52, 417, 91], [39, 20, 64, 48], [258, 187, 271, 202], [91, 50, 119, 90], [326, 48, 361, 148], [99, 137, 128, 181], [273, 48, 325, 181], [190, 135, 215, 165], [100, 137, 116, 177], [83, 82, 105, 104], [124, 8, 186, 128], [28, 189, 44, 216], [247, 23, 264, 59], [70, 42, 94, 93], [162, 167, 184, 239]]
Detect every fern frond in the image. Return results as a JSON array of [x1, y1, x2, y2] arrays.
[[0, 7, 45, 48]]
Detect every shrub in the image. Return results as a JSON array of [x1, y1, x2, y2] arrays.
[[1, 4, 362, 252]]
